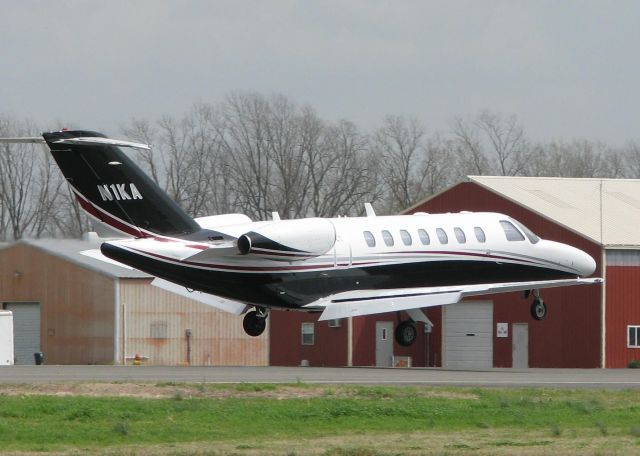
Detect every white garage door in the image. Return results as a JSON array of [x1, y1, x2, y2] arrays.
[[4, 302, 40, 365], [443, 301, 493, 369]]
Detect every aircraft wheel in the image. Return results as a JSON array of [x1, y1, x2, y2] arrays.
[[395, 320, 417, 347], [530, 298, 547, 320], [243, 310, 267, 336]]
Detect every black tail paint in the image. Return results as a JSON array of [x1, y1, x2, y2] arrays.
[[44, 130, 200, 237]]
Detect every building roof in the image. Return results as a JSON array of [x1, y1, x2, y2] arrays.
[[3, 238, 151, 279], [467, 176, 640, 248]]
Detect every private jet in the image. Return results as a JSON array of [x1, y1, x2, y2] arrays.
[[1, 130, 601, 346]]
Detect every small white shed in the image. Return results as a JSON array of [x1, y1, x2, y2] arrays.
[[0, 310, 14, 365]]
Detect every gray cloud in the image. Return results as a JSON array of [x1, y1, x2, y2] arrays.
[[1, 1, 638, 143]]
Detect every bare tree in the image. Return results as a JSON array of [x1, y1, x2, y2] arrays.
[[451, 115, 490, 178], [526, 140, 620, 178], [373, 115, 428, 213], [0, 117, 61, 240], [307, 119, 381, 217]]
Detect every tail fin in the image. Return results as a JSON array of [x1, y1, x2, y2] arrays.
[[43, 130, 200, 238]]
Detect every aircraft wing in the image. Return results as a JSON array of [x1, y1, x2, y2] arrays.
[[310, 278, 603, 321]]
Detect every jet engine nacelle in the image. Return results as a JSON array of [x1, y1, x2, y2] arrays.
[[237, 218, 336, 261], [194, 214, 252, 230]]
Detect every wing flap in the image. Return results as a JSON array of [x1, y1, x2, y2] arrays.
[[313, 278, 603, 321]]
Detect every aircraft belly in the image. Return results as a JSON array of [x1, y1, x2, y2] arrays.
[[101, 243, 574, 310]]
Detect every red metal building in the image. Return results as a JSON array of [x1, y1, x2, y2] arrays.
[[270, 177, 640, 368]]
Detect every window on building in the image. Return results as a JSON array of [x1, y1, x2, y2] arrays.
[[436, 228, 448, 244], [400, 229, 412, 246], [454, 227, 466, 244], [150, 321, 168, 339], [418, 229, 430, 245], [302, 322, 315, 345], [363, 231, 376, 247], [500, 220, 525, 241], [629, 325, 640, 348], [382, 230, 394, 246], [474, 227, 486, 243], [328, 319, 341, 328]]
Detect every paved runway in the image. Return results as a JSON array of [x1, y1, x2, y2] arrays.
[[0, 366, 639, 388]]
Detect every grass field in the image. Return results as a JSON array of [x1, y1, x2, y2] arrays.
[[0, 382, 639, 455]]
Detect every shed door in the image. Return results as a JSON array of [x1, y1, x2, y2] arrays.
[[512, 323, 529, 368], [375, 321, 393, 367], [4, 302, 40, 365], [443, 301, 493, 369]]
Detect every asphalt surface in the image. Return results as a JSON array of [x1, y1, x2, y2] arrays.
[[0, 366, 639, 389]]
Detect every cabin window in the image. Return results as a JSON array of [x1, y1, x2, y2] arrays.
[[628, 325, 640, 348], [363, 231, 376, 247], [500, 220, 525, 242], [400, 229, 412, 246], [382, 230, 394, 246], [474, 227, 486, 243], [301, 322, 315, 345], [454, 227, 466, 244], [436, 228, 448, 244], [418, 229, 430, 245]]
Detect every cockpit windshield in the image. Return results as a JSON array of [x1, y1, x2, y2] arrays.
[[512, 219, 540, 244]]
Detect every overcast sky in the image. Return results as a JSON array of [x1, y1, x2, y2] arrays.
[[1, 1, 639, 144]]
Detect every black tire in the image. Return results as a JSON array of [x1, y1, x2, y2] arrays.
[[243, 311, 267, 336], [530, 298, 547, 320], [395, 320, 417, 346]]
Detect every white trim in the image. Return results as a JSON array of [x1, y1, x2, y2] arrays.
[[601, 250, 607, 368], [347, 317, 353, 367], [114, 279, 121, 364], [627, 325, 640, 349]]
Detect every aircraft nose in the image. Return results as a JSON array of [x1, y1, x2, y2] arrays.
[[565, 245, 597, 276]]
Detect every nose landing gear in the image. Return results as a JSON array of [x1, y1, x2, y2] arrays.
[[243, 308, 269, 336]]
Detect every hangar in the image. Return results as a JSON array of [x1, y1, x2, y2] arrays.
[[271, 177, 640, 369], [0, 238, 268, 366]]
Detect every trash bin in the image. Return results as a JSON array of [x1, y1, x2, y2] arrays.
[[34, 352, 44, 365]]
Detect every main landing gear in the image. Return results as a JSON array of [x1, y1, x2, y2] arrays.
[[395, 320, 418, 346], [395, 309, 432, 347], [526, 290, 548, 320], [243, 308, 269, 337]]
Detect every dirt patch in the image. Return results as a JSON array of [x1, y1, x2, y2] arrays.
[[0, 383, 479, 401]]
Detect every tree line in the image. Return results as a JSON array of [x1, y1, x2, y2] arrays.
[[0, 91, 638, 240]]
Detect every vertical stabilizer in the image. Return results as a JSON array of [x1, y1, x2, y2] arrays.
[[43, 130, 200, 238]]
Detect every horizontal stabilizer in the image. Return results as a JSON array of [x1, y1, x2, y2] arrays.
[[53, 136, 150, 150], [151, 278, 248, 315], [0, 137, 46, 144], [80, 249, 134, 269], [312, 277, 603, 321]]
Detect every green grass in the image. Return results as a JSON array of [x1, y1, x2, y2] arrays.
[[0, 385, 639, 453]]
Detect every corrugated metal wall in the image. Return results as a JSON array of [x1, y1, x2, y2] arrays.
[[270, 299, 441, 367], [121, 280, 268, 366], [605, 250, 640, 367], [0, 244, 115, 365]]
